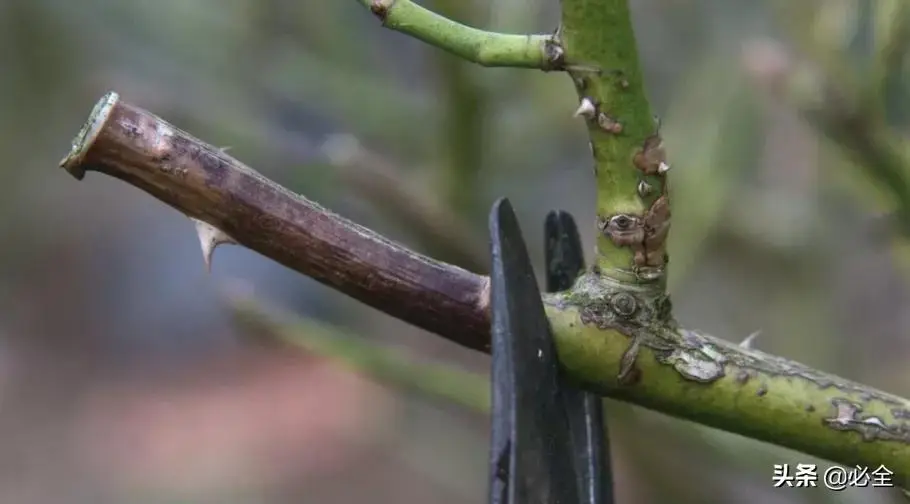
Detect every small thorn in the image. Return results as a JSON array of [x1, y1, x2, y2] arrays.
[[573, 98, 596, 119], [637, 180, 653, 197], [658, 162, 671, 174], [597, 113, 623, 134], [191, 218, 237, 273], [739, 330, 761, 349], [218, 146, 232, 152]]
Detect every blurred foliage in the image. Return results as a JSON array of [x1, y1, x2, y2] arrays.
[[0, 0, 908, 503]]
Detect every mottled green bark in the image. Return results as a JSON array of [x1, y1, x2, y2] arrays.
[[560, 0, 667, 286], [545, 272, 910, 485]]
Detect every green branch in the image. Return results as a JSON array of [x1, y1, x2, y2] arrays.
[[545, 272, 910, 486], [560, 0, 667, 287], [356, 0, 560, 69]]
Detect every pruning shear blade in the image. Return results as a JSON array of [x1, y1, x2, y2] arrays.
[[488, 198, 613, 504]]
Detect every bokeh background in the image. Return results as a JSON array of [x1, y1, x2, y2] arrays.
[[1, 0, 909, 502]]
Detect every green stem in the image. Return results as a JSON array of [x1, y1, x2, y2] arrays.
[[560, 0, 668, 287], [357, 0, 557, 69]]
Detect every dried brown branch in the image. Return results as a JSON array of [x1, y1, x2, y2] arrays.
[[61, 92, 491, 352]]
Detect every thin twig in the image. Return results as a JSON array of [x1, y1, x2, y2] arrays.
[[355, 0, 561, 69]]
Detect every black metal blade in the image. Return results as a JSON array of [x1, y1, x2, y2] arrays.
[[544, 211, 586, 294], [545, 210, 615, 504], [489, 198, 579, 504]]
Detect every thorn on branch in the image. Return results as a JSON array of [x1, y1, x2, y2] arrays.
[[632, 134, 668, 176], [739, 330, 762, 350], [573, 98, 596, 119], [637, 180, 653, 197], [191, 218, 237, 273]]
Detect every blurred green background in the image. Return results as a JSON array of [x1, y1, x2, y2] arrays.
[[0, 0, 909, 502]]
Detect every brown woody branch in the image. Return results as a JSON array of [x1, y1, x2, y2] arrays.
[[61, 92, 492, 352]]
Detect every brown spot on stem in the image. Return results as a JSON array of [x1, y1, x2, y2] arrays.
[[735, 370, 751, 384], [632, 134, 667, 175], [642, 195, 671, 267], [824, 399, 910, 442], [602, 214, 644, 245], [369, 0, 392, 20], [597, 113, 623, 134]]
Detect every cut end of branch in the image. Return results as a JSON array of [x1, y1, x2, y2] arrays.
[[59, 91, 119, 181]]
